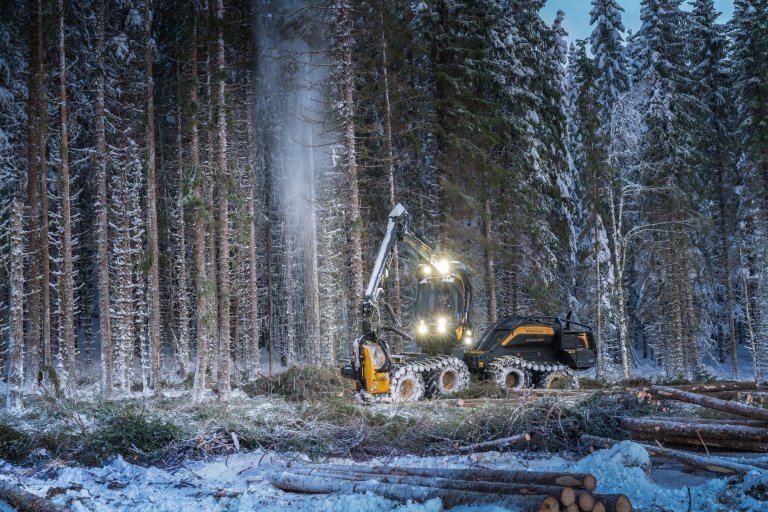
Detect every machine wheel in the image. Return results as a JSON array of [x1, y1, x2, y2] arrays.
[[536, 369, 578, 390], [425, 356, 470, 397], [389, 366, 425, 402], [487, 356, 532, 390]]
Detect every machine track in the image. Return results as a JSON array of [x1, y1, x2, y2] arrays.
[[486, 355, 579, 391], [424, 355, 471, 398], [356, 356, 470, 403]]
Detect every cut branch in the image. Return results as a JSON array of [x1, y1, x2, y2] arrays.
[[456, 433, 531, 453]]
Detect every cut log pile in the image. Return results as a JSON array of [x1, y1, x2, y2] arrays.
[[628, 385, 768, 452], [261, 462, 633, 512]]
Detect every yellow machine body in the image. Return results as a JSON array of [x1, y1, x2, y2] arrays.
[[362, 344, 390, 394]]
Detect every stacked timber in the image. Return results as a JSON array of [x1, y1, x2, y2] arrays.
[[262, 462, 633, 512], [629, 385, 768, 452]]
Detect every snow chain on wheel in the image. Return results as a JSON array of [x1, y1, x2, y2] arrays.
[[388, 365, 425, 402], [536, 368, 579, 390], [487, 356, 532, 390], [425, 356, 470, 398]]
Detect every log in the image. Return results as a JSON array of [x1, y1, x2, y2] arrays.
[[0, 481, 72, 512], [619, 417, 768, 443], [674, 382, 765, 393], [456, 433, 531, 453], [628, 433, 768, 452], [564, 504, 579, 512], [646, 386, 768, 421], [265, 471, 561, 511], [560, 486, 575, 506], [577, 490, 595, 511], [279, 462, 597, 491], [639, 416, 768, 428], [596, 494, 634, 512], [575, 487, 632, 511], [273, 467, 570, 498], [580, 434, 759, 475]]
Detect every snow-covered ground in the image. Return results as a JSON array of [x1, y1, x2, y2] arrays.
[[1, 442, 767, 511]]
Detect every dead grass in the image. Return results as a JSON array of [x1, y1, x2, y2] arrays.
[[0, 376, 657, 468]]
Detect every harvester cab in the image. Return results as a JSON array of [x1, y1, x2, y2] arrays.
[[413, 262, 473, 353]]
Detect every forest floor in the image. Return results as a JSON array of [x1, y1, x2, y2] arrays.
[[1, 368, 767, 511]]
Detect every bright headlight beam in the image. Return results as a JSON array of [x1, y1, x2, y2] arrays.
[[434, 260, 450, 274], [417, 323, 428, 335]]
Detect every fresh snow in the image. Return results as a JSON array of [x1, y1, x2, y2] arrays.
[[1, 442, 766, 511]]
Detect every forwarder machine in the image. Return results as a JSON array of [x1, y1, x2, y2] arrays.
[[342, 204, 596, 402]]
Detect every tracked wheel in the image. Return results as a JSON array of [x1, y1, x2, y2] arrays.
[[537, 369, 578, 390], [425, 356, 470, 397], [487, 356, 532, 390], [389, 366, 425, 402]]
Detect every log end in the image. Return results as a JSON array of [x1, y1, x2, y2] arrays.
[[560, 486, 575, 507], [538, 496, 560, 512], [578, 490, 596, 511], [616, 494, 633, 512], [584, 474, 597, 492]]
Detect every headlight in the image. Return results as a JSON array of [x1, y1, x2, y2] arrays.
[[422, 265, 432, 275], [436, 317, 447, 334], [417, 323, 428, 335], [435, 260, 450, 274], [464, 336, 473, 345]]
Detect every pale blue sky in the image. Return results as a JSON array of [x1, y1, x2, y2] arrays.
[[541, 0, 735, 43]]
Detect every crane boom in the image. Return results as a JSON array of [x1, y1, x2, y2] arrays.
[[363, 204, 435, 311]]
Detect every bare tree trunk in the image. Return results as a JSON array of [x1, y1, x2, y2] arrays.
[[483, 197, 497, 324], [593, 179, 602, 380], [204, 0, 219, 386], [94, 0, 112, 398], [7, 198, 25, 410], [36, 0, 52, 377], [739, 247, 760, 383], [214, 0, 231, 400], [608, 187, 630, 379], [266, 219, 275, 375], [306, 129, 321, 363], [379, 11, 401, 352], [176, 80, 190, 376], [191, 12, 209, 400], [26, 7, 41, 387], [340, 1, 364, 340], [245, 108, 260, 377], [58, 0, 77, 398], [144, 0, 162, 395], [717, 167, 737, 377]]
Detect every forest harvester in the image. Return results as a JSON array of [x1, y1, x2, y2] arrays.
[[342, 204, 597, 402]]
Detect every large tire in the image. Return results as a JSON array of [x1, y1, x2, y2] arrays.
[[425, 357, 470, 397], [389, 366, 425, 402], [488, 356, 532, 390], [536, 370, 578, 390]]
